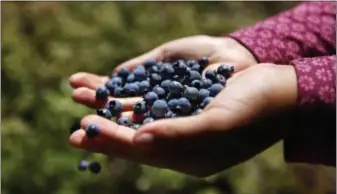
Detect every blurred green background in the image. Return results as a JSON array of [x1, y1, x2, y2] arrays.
[[2, 2, 335, 194]]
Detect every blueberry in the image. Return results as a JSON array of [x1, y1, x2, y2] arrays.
[[143, 59, 157, 69], [167, 99, 178, 110], [86, 124, 100, 138], [78, 160, 89, 171], [149, 73, 162, 86], [153, 86, 166, 99], [192, 109, 202, 115], [198, 89, 210, 102], [173, 60, 187, 75], [217, 64, 234, 78], [176, 97, 192, 114], [205, 70, 217, 82], [186, 60, 197, 67], [191, 80, 203, 89], [183, 86, 199, 101], [209, 83, 224, 97], [188, 70, 202, 81], [131, 124, 141, 130], [168, 81, 184, 95], [200, 97, 214, 108], [110, 72, 118, 78], [88, 161, 101, 174], [96, 86, 109, 101], [198, 57, 209, 67], [191, 64, 201, 71], [138, 80, 151, 94], [144, 92, 159, 106], [133, 101, 147, 114], [216, 74, 226, 85], [113, 87, 124, 97], [149, 65, 160, 74], [117, 117, 133, 126], [202, 79, 213, 88], [105, 79, 117, 93], [142, 117, 154, 124], [96, 108, 113, 119], [134, 67, 147, 81], [151, 100, 168, 118], [126, 73, 135, 83], [111, 77, 123, 85], [118, 67, 131, 78], [106, 100, 122, 117], [160, 79, 171, 91], [123, 83, 139, 96], [160, 63, 175, 79]]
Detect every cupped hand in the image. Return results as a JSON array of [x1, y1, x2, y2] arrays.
[[69, 35, 257, 110], [69, 63, 298, 177]]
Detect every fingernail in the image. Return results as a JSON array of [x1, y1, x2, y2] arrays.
[[134, 133, 154, 145]]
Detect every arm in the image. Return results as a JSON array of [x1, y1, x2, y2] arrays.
[[284, 55, 336, 166], [226, 2, 336, 65]]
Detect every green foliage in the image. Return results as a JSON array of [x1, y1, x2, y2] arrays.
[[2, 2, 334, 194]]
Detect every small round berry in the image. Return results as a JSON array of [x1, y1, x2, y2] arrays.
[[198, 89, 210, 102], [216, 74, 226, 86], [149, 73, 162, 86], [117, 117, 133, 127], [198, 56, 209, 67], [151, 100, 168, 118], [144, 92, 159, 106], [217, 64, 234, 78], [200, 97, 214, 108], [106, 100, 122, 117], [209, 83, 224, 97], [96, 108, 113, 119], [167, 99, 178, 110], [96, 86, 109, 101], [183, 87, 199, 101], [188, 70, 202, 81], [191, 80, 203, 89], [176, 97, 192, 114], [160, 79, 171, 91], [153, 86, 166, 99], [113, 87, 124, 97], [88, 161, 101, 174], [205, 70, 217, 82], [133, 101, 147, 114], [123, 83, 139, 96], [168, 81, 184, 95], [78, 160, 89, 171], [202, 79, 213, 89], [134, 67, 147, 81], [138, 80, 151, 94], [126, 73, 135, 83], [118, 67, 131, 78], [143, 59, 157, 69], [86, 124, 100, 138]]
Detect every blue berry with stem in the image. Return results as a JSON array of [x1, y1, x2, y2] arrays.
[[216, 74, 226, 86], [217, 64, 234, 78], [96, 108, 112, 119], [96, 86, 109, 101], [106, 100, 122, 117], [86, 124, 100, 138], [151, 100, 168, 118]]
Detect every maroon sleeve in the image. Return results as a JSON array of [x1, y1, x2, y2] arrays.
[[284, 55, 336, 166], [227, 2, 336, 65]]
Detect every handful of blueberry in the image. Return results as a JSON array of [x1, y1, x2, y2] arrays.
[[78, 57, 234, 174]]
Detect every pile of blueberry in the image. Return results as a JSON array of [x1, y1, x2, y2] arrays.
[[78, 57, 234, 174]]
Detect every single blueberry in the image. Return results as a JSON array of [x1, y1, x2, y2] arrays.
[[78, 160, 89, 171], [133, 101, 147, 114], [205, 70, 217, 82], [86, 124, 100, 138], [138, 80, 151, 94], [118, 67, 131, 78], [149, 73, 162, 86], [217, 64, 234, 78], [183, 86, 199, 101], [160, 63, 175, 79], [96, 86, 109, 101], [216, 74, 226, 86], [153, 86, 166, 99], [151, 100, 168, 118], [88, 161, 101, 174], [126, 73, 135, 83], [191, 80, 203, 89], [186, 60, 197, 67], [106, 100, 122, 117], [168, 81, 184, 95], [198, 57, 209, 67], [167, 99, 178, 110], [173, 60, 188, 75], [134, 67, 147, 81], [160, 79, 171, 91], [123, 83, 139, 96], [188, 70, 202, 81], [202, 79, 213, 88], [144, 92, 159, 106], [96, 108, 113, 119], [198, 89, 210, 102], [143, 59, 157, 69], [176, 97, 192, 114], [113, 87, 124, 97], [209, 83, 224, 97], [191, 64, 201, 71], [117, 117, 133, 126], [200, 97, 214, 108]]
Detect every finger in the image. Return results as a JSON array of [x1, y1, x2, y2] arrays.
[[70, 115, 136, 157], [72, 87, 143, 110], [69, 72, 109, 89], [115, 48, 163, 72]]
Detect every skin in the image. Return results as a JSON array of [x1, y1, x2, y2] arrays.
[[68, 36, 298, 177]]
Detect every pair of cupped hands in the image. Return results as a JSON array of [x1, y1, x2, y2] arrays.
[[69, 35, 298, 177]]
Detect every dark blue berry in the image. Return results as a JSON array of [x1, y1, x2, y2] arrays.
[[113, 87, 124, 97], [160, 63, 175, 79], [144, 92, 159, 106], [105, 79, 117, 93], [202, 79, 213, 88], [88, 161, 101, 174], [143, 59, 157, 69], [198, 57, 209, 67], [191, 64, 201, 71], [191, 80, 203, 89], [138, 80, 151, 94], [78, 160, 89, 171], [160, 79, 171, 91], [106, 100, 122, 117], [176, 97, 192, 114], [205, 70, 217, 82], [183, 86, 199, 101], [118, 67, 131, 78], [217, 64, 234, 79], [96, 108, 113, 119], [188, 70, 202, 81], [216, 74, 226, 85], [110, 72, 118, 78], [126, 73, 135, 83], [133, 101, 147, 114], [149, 65, 160, 74], [96, 86, 109, 100], [167, 99, 178, 110], [186, 60, 197, 67], [168, 81, 184, 95], [117, 117, 133, 126], [149, 73, 162, 86], [151, 100, 168, 118], [209, 83, 224, 97], [153, 86, 166, 99], [200, 97, 214, 108], [123, 83, 139, 96], [142, 117, 154, 124], [173, 60, 188, 75], [86, 124, 100, 138], [198, 89, 210, 102], [134, 67, 147, 81]]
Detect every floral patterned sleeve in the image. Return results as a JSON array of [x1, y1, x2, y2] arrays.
[[225, 2, 336, 166]]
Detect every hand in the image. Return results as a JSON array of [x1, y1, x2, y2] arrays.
[[69, 35, 257, 110], [69, 63, 298, 177]]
